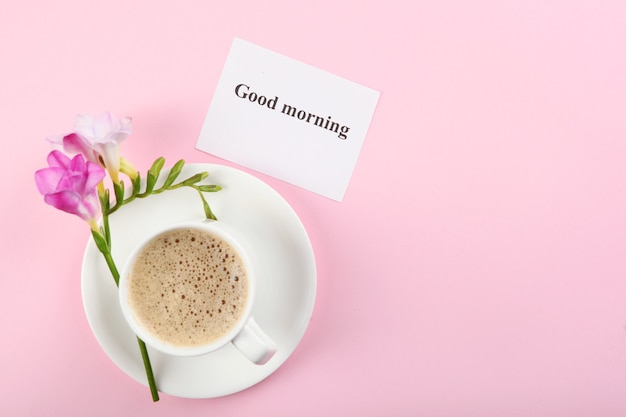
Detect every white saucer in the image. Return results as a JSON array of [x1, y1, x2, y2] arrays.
[[81, 163, 317, 398]]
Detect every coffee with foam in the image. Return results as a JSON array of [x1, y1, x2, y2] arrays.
[[127, 228, 249, 348]]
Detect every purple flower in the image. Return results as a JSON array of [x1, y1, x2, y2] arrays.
[[35, 150, 106, 229], [48, 112, 132, 183]]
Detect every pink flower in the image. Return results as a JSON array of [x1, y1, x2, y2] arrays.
[[35, 150, 106, 229], [48, 112, 132, 183]]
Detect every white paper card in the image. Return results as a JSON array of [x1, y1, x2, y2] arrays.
[[196, 38, 380, 201]]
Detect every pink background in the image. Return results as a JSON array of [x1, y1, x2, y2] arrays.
[[2, 0, 626, 415]]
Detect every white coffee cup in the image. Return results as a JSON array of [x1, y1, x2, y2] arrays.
[[118, 220, 276, 364]]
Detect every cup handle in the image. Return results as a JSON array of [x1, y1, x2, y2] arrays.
[[232, 317, 277, 365]]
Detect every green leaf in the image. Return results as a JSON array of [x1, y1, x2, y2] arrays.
[[132, 173, 142, 196], [162, 159, 185, 188], [99, 189, 111, 212], [146, 157, 165, 194], [148, 157, 165, 178], [113, 181, 125, 206], [196, 184, 222, 192], [197, 190, 217, 220], [91, 230, 109, 254], [145, 174, 156, 194], [181, 172, 208, 186]]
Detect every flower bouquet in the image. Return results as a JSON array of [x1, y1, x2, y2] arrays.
[[34, 112, 221, 401]]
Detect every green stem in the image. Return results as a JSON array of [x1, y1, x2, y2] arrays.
[[107, 170, 218, 215], [91, 162, 220, 402], [102, 250, 120, 286], [95, 217, 160, 402], [103, 207, 112, 248], [137, 337, 159, 402]]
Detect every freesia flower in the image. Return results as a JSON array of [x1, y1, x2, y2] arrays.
[[35, 150, 106, 230], [48, 111, 133, 183], [34, 112, 223, 401]]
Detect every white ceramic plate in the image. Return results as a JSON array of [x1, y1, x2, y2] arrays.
[[81, 163, 316, 398]]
